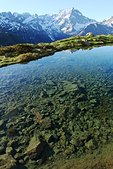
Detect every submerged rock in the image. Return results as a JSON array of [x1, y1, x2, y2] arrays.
[[47, 89, 56, 96], [45, 133, 58, 143], [4, 105, 25, 119], [85, 139, 94, 149], [46, 80, 55, 86], [0, 146, 5, 155], [0, 120, 4, 128], [6, 146, 15, 156], [40, 117, 52, 130], [39, 90, 48, 98], [0, 154, 16, 169], [63, 82, 79, 93], [0, 130, 6, 137], [7, 126, 17, 137], [26, 135, 51, 161]]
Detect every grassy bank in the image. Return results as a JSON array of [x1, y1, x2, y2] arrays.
[[0, 34, 113, 67]]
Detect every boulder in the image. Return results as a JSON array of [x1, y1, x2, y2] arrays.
[[46, 80, 55, 86], [5, 105, 25, 119], [40, 117, 52, 130], [26, 135, 50, 160], [81, 39, 90, 46], [85, 139, 94, 149], [0, 146, 5, 155], [6, 146, 15, 156], [0, 120, 4, 128], [0, 130, 6, 137], [86, 32, 94, 36], [45, 133, 58, 143]]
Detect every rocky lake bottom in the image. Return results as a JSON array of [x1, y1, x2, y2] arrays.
[[1, 46, 113, 168]]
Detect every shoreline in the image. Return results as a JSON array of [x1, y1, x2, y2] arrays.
[[0, 34, 113, 68]]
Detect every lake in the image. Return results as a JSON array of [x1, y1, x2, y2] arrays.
[[1, 46, 113, 167]]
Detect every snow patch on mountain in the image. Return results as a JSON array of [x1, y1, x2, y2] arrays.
[[103, 17, 113, 27], [1, 8, 113, 45], [39, 8, 95, 39]]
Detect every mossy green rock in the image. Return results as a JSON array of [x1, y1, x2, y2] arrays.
[[0, 120, 4, 127], [0, 146, 5, 155], [6, 146, 14, 156], [26, 135, 47, 160], [85, 139, 94, 149], [0, 154, 16, 169]]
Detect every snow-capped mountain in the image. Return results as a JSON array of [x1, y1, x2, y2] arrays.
[[39, 8, 95, 40], [103, 16, 113, 26], [0, 12, 51, 45], [79, 16, 113, 36], [79, 23, 113, 36], [55, 8, 95, 34], [0, 8, 113, 46], [0, 8, 96, 45], [39, 14, 69, 41]]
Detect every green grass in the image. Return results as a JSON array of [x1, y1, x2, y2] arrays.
[[0, 34, 113, 67]]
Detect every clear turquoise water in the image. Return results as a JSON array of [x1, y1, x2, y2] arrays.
[[1, 46, 113, 116], [1, 46, 113, 162]]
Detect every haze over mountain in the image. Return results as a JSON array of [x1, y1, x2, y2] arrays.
[[0, 8, 113, 46]]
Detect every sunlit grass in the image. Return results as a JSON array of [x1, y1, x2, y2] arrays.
[[0, 34, 113, 67]]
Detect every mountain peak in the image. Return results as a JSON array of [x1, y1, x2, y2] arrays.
[[58, 8, 82, 18], [0, 11, 13, 18]]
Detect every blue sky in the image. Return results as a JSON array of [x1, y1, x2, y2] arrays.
[[0, 0, 113, 21]]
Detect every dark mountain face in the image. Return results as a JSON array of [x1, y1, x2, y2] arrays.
[[0, 26, 51, 45], [0, 32, 23, 46]]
